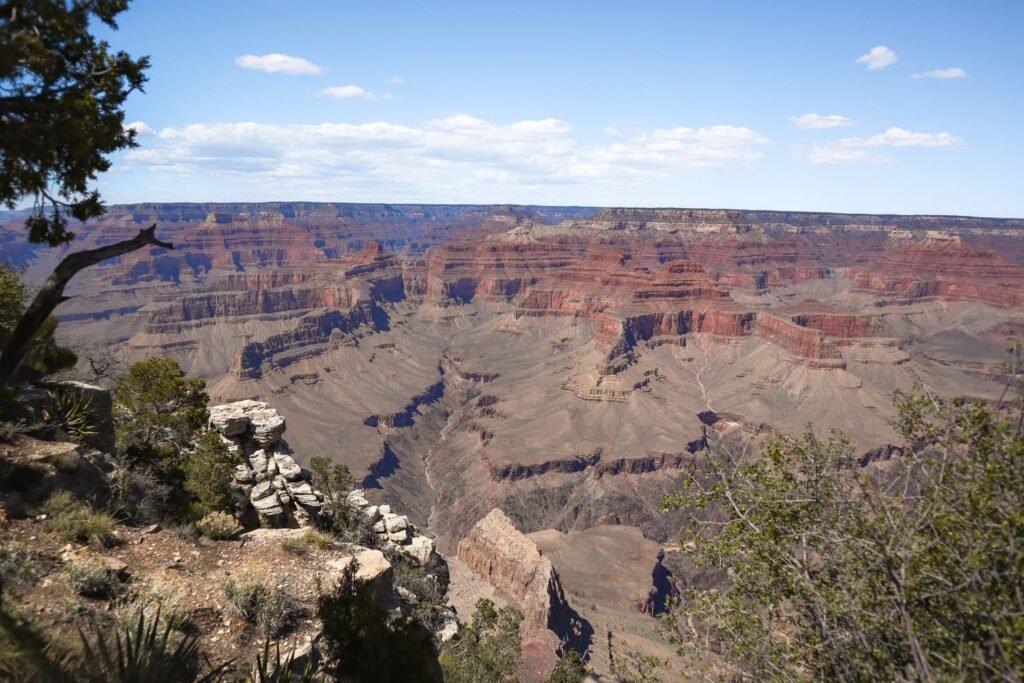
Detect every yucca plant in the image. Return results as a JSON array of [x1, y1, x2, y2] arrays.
[[77, 608, 231, 683], [248, 639, 317, 683], [43, 388, 97, 444]]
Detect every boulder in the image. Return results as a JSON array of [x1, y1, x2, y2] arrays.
[[273, 452, 302, 480], [250, 410, 286, 447], [234, 464, 255, 484], [387, 527, 411, 544], [405, 535, 436, 565], [346, 490, 370, 508], [250, 481, 275, 501], [252, 494, 285, 517], [285, 481, 321, 507], [328, 549, 393, 602], [248, 450, 270, 473], [383, 514, 408, 534], [208, 404, 250, 437]]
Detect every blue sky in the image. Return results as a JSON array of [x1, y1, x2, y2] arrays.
[[95, 0, 1023, 217]]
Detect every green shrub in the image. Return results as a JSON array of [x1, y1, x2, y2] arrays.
[[195, 511, 241, 540], [43, 492, 117, 548], [281, 529, 334, 556], [221, 576, 294, 638], [439, 599, 522, 683], [114, 358, 208, 469], [182, 430, 242, 515], [64, 559, 122, 598], [661, 388, 1024, 681], [318, 560, 440, 682], [547, 649, 590, 683]]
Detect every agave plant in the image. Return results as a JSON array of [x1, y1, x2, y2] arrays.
[[248, 639, 318, 683], [77, 608, 231, 683], [43, 388, 97, 444]]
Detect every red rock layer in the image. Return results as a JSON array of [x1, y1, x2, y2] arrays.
[[846, 238, 1024, 307]]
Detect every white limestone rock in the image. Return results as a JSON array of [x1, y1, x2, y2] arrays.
[[405, 535, 436, 565], [387, 527, 411, 544], [250, 480, 275, 501], [273, 452, 302, 481], [248, 449, 270, 474], [208, 404, 250, 437], [383, 514, 408, 534], [234, 464, 255, 484], [250, 410, 286, 447], [328, 549, 393, 601], [346, 490, 370, 508]]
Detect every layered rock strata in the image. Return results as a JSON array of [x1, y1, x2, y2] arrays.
[[457, 508, 588, 680], [208, 400, 324, 527]]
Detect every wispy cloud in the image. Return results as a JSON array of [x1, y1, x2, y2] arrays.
[[911, 67, 966, 80], [386, 76, 405, 84], [790, 113, 852, 129], [808, 148, 892, 166], [853, 128, 963, 148], [807, 126, 963, 165], [855, 45, 898, 70], [316, 85, 388, 100], [235, 53, 324, 75], [120, 116, 769, 199]]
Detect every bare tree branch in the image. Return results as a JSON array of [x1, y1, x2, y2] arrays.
[[0, 224, 173, 388]]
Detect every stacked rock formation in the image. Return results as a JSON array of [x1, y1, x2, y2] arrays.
[[208, 400, 324, 527], [346, 489, 437, 566]]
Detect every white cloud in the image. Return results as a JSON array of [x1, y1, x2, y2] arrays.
[[121, 116, 769, 199], [808, 148, 891, 166], [125, 121, 154, 136], [790, 113, 852, 129], [317, 85, 379, 100], [235, 53, 323, 75], [855, 45, 898, 70], [911, 67, 966, 80], [807, 126, 963, 165], [387, 76, 404, 84], [852, 127, 963, 148]]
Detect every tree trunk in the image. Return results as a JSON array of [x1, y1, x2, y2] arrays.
[[0, 224, 173, 389]]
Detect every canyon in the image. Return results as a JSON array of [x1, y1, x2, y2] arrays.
[[3, 202, 1023, 676]]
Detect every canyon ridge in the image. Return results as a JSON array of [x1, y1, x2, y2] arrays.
[[3, 202, 1023, 675]]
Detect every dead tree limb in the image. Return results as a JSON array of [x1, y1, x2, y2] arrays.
[[0, 224, 173, 389]]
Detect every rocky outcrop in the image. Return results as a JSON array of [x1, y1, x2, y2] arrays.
[[207, 400, 324, 527], [346, 489, 439, 567], [457, 509, 590, 680]]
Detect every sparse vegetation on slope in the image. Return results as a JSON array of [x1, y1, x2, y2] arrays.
[[439, 598, 522, 683]]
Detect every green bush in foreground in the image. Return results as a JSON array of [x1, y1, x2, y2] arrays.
[[182, 430, 243, 516], [318, 559, 440, 682], [662, 387, 1024, 682], [439, 598, 522, 683]]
